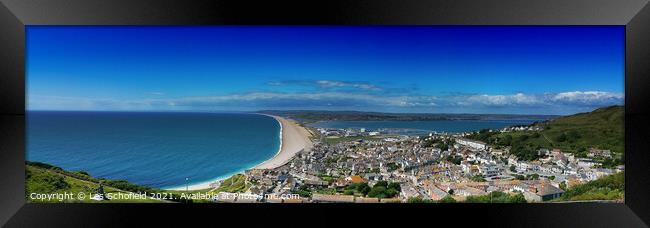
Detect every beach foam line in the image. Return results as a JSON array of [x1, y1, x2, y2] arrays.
[[164, 177, 225, 191], [252, 114, 313, 170], [266, 114, 284, 165]]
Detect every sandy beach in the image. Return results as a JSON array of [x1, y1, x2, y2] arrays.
[[253, 115, 313, 169], [165, 177, 222, 191], [165, 114, 312, 191]]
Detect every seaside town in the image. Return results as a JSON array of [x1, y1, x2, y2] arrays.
[[205, 114, 624, 203]]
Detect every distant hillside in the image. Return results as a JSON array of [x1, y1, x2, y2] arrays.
[[468, 106, 624, 163], [258, 110, 557, 122], [539, 105, 623, 153]]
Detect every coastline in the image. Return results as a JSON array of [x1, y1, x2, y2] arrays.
[[165, 114, 312, 191], [164, 174, 230, 191], [253, 115, 313, 169]]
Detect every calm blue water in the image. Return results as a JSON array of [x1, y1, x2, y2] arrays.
[[27, 111, 280, 189], [309, 119, 544, 134]]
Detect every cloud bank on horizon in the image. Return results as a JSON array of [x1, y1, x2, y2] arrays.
[[28, 79, 624, 115], [26, 26, 624, 115]]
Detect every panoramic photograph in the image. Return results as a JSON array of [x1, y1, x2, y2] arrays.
[[26, 26, 624, 203]]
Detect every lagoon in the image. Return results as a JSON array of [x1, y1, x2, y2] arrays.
[[308, 119, 546, 134]]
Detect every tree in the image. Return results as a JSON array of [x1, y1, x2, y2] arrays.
[[557, 172, 624, 201], [510, 144, 540, 161], [465, 191, 523, 203], [408, 197, 434, 203], [345, 183, 357, 190], [446, 155, 462, 165], [438, 195, 456, 203], [559, 182, 567, 191], [387, 182, 401, 192], [367, 186, 387, 198], [567, 131, 581, 142], [296, 185, 312, 197], [509, 193, 527, 203], [357, 183, 371, 196], [422, 139, 435, 148], [510, 165, 516, 172], [385, 188, 399, 198], [387, 163, 400, 172], [374, 181, 388, 188], [46, 174, 70, 190], [500, 135, 513, 146], [518, 134, 529, 142], [438, 143, 449, 152], [620, 153, 625, 163], [366, 182, 401, 198], [464, 195, 484, 203], [448, 189, 454, 195]]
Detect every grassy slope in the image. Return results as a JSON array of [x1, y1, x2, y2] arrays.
[[26, 162, 217, 203], [469, 106, 624, 161], [26, 165, 162, 203], [209, 174, 248, 193], [537, 105, 624, 154]]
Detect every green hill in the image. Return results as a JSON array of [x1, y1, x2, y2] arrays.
[[25, 161, 205, 203], [535, 105, 624, 156], [468, 106, 624, 164], [26, 162, 163, 203]]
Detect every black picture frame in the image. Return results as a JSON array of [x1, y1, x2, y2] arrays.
[[1, 0, 649, 227]]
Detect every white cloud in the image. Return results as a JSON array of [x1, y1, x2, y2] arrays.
[[268, 80, 383, 91], [464, 93, 541, 106], [551, 91, 624, 105], [315, 80, 382, 91], [28, 91, 624, 114]]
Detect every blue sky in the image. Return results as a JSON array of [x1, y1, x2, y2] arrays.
[[27, 26, 624, 115]]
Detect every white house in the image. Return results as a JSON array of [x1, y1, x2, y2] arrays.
[[456, 138, 488, 151]]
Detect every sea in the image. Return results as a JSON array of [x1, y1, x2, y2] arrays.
[[308, 119, 546, 135], [27, 111, 281, 189]]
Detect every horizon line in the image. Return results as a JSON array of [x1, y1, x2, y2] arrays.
[[25, 108, 574, 116]]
